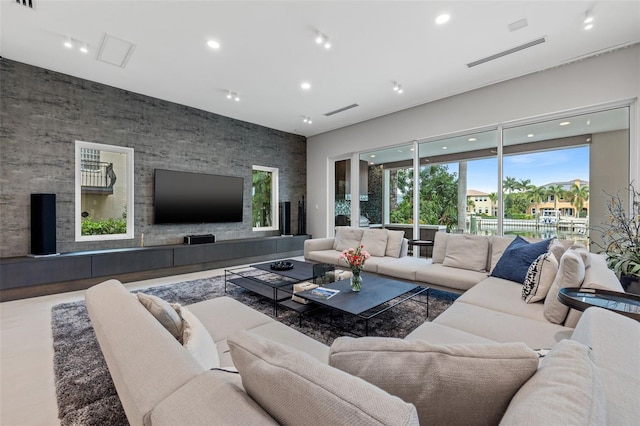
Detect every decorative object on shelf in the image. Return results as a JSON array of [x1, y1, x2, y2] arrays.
[[339, 245, 370, 292], [591, 183, 640, 291], [270, 261, 294, 271]]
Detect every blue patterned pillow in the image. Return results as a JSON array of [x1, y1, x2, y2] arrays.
[[491, 236, 552, 284]]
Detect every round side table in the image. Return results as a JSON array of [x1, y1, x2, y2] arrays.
[[558, 287, 640, 321]]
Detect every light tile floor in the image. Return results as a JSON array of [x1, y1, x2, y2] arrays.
[[0, 265, 242, 426]]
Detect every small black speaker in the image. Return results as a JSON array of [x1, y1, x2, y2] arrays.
[[31, 193, 57, 255], [184, 234, 215, 245], [280, 201, 291, 235]]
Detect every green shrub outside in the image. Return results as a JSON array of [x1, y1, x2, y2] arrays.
[[81, 217, 127, 235]]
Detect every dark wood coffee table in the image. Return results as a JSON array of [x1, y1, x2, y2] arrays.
[[558, 287, 640, 321], [295, 273, 429, 335]]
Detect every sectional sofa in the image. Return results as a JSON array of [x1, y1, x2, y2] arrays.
[[87, 278, 639, 425], [84, 226, 635, 425]]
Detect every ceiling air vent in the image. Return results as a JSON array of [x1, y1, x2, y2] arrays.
[[16, 0, 34, 9], [467, 37, 546, 68], [97, 33, 136, 68], [324, 103, 359, 117]]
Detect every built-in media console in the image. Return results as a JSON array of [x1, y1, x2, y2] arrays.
[[0, 235, 311, 301]]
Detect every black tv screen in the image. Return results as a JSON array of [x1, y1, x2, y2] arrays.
[[154, 169, 244, 224]]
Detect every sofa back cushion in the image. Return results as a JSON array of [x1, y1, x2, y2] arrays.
[[329, 336, 538, 426], [137, 293, 183, 340], [500, 340, 606, 426], [442, 234, 490, 272], [431, 231, 450, 264], [360, 229, 388, 257], [489, 236, 515, 272], [543, 249, 586, 324], [333, 226, 364, 251], [564, 253, 624, 327], [228, 331, 419, 426], [385, 230, 405, 258]]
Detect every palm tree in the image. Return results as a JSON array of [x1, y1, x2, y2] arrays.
[[567, 183, 589, 217], [528, 185, 547, 221], [488, 192, 498, 216], [547, 184, 565, 214], [517, 179, 532, 193], [503, 176, 518, 194]]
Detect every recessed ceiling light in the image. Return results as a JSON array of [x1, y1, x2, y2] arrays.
[[468, 138, 476, 142], [435, 14, 450, 25], [80, 43, 88, 54], [207, 40, 221, 49], [370, 155, 376, 158], [584, 10, 594, 24], [586, 119, 591, 125], [64, 38, 73, 49], [584, 24, 593, 30], [442, 146, 448, 150], [559, 121, 571, 126], [301, 82, 311, 90], [528, 133, 534, 138]]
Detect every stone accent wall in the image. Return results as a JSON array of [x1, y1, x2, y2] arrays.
[[0, 60, 306, 257]]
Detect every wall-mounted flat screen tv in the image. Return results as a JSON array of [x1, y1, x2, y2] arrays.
[[154, 169, 244, 224]]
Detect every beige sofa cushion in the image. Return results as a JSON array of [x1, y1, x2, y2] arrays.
[[522, 253, 559, 303], [431, 231, 450, 263], [564, 254, 625, 328], [570, 307, 640, 425], [150, 370, 278, 425], [137, 293, 183, 340], [489, 235, 516, 272], [415, 263, 488, 292], [544, 249, 586, 324], [434, 302, 573, 349], [329, 337, 538, 426], [385, 230, 405, 258], [443, 234, 489, 272], [500, 340, 606, 426], [228, 331, 419, 426], [333, 226, 364, 251], [360, 229, 388, 257]]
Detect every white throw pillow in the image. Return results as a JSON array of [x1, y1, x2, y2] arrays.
[[137, 293, 183, 340], [360, 229, 388, 257], [333, 226, 364, 251], [385, 230, 405, 258], [176, 305, 220, 370], [522, 252, 559, 303]]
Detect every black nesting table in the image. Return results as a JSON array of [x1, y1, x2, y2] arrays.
[[225, 259, 316, 315], [296, 273, 429, 335], [558, 287, 640, 321]]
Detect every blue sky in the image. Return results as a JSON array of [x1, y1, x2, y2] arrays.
[[447, 146, 589, 194]]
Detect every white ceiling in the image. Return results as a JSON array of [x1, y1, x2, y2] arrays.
[[2, 1, 639, 138]]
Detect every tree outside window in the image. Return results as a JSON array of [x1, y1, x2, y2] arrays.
[[252, 166, 278, 230]]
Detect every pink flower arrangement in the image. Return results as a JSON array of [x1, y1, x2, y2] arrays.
[[339, 245, 371, 274]]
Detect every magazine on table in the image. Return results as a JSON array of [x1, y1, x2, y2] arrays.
[[311, 287, 340, 299]]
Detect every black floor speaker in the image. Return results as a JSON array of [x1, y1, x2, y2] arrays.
[[280, 201, 291, 235], [31, 193, 57, 255]]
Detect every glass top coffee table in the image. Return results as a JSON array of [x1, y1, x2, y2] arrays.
[[295, 273, 429, 335], [558, 287, 640, 321]]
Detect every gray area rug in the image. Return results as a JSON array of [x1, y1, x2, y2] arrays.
[[51, 274, 458, 425]]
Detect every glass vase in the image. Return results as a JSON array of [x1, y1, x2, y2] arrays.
[[350, 271, 363, 292]]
